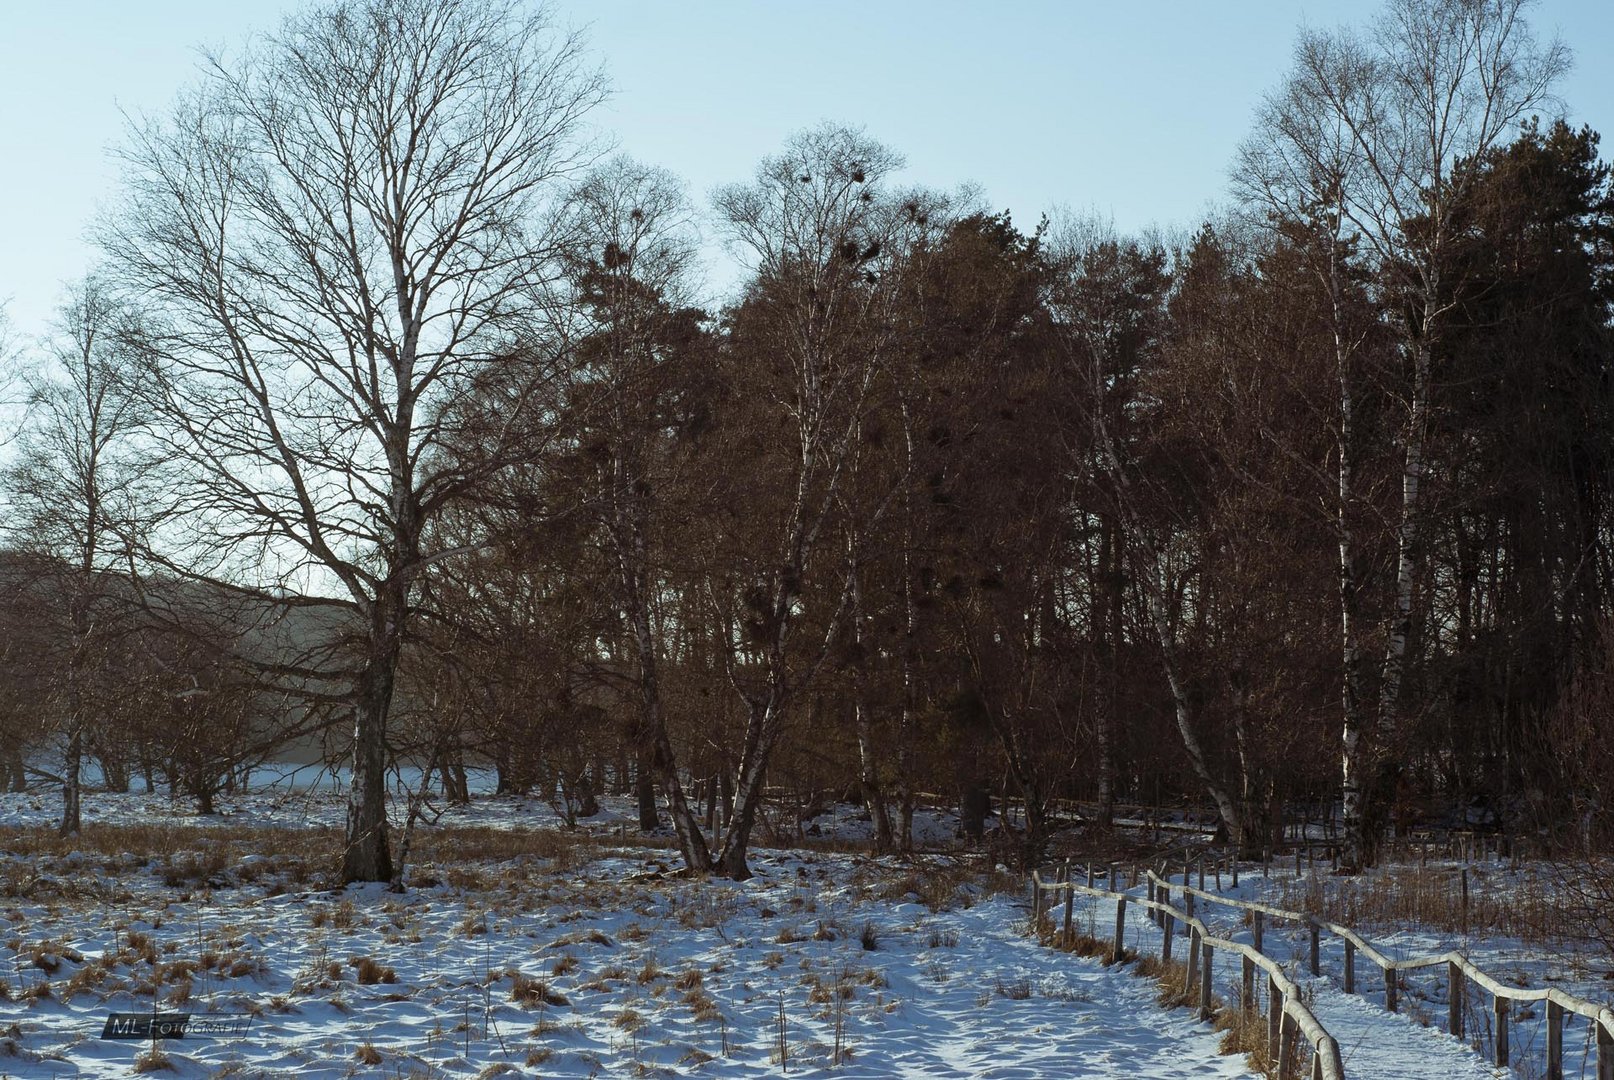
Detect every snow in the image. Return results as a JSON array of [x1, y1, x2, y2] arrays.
[[1116, 857, 1612, 1080], [4, 781, 1601, 1078], [0, 790, 1255, 1078]]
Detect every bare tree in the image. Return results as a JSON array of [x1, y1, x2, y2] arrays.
[[706, 124, 914, 878], [98, 0, 605, 882], [2, 276, 158, 834], [556, 156, 717, 868], [1238, 0, 1567, 867]]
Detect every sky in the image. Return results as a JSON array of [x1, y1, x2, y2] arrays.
[[0, 0, 1609, 346]]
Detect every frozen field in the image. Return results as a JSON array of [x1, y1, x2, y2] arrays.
[[2, 785, 1602, 1078], [0, 790, 1255, 1079]]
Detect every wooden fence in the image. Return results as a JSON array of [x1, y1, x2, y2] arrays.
[[1139, 864, 1614, 1080], [1030, 864, 1345, 1080], [1031, 856, 1614, 1079]]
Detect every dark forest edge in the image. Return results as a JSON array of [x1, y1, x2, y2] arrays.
[[0, 0, 1610, 885]]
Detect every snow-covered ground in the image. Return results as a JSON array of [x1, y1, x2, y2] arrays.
[[4, 781, 1601, 1078], [1117, 857, 1613, 1080], [0, 789, 1254, 1079]]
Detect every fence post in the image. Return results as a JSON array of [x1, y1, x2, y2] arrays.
[[1113, 896, 1127, 962], [1448, 961, 1464, 1040], [1186, 889, 1195, 920], [1162, 907, 1174, 962], [1063, 877, 1075, 942], [1343, 939, 1355, 995], [1200, 942, 1214, 1020], [1267, 974, 1282, 1057], [1548, 998, 1564, 1080], [1494, 996, 1509, 1067], [1241, 954, 1254, 1013], [1187, 928, 1200, 1003], [1278, 1010, 1296, 1077], [1385, 964, 1398, 1013], [1310, 922, 1320, 976], [1232, 856, 1239, 888], [1198, 856, 1205, 891], [1109, 864, 1117, 892], [1252, 911, 1264, 954], [1029, 877, 1039, 935], [1595, 1014, 1612, 1080], [1087, 863, 1096, 889]]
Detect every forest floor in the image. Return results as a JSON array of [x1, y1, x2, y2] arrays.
[[0, 784, 1594, 1078]]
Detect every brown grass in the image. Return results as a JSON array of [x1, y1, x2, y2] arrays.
[[509, 970, 570, 1007], [132, 1046, 172, 1073], [1270, 862, 1557, 941], [351, 956, 397, 985], [354, 1041, 383, 1065], [1214, 1004, 1275, 1076]]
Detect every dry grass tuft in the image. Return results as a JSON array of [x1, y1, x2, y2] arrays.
[[132, 1046, 172, 1073], [350, 956, 397, 985], [1214, 1004, 1274, 1075], [510, 971, 570, 1008]]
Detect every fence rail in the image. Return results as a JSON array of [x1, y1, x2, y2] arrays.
[[1030, 866, 1345, 1080], [1138, 864, 1614, 1080]]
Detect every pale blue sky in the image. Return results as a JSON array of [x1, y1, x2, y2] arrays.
[[1, 0, 1608, 343]]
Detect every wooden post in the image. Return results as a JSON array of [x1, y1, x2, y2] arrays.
[[1186, 889, 1195, 920], [1448, 961, 1463, 1039], [1029, 878, 1039, 935], [1278, 1010, 1296, 1077], [1595, 1014, 1612, 1080], [1241, 954, 1255, 1013], [1162, 908, 1174, 962], [1494, 996, 1508, 1067], [1215, 857, 1222, 891], [1232, 857, 1238, 888], [1461, 867, 1469, 940], [1309, 923, 1320, 976], [1113, 896, 1127, 962], [1087, 863, 1096, 888], [1063, 877, 1075, 942], [1200, 942, 1214, 1020], [1547, 998, 1564, 1080], [1295, 847, 1302, 877], [1385, 965, 1398, 1013], [1267, 974, 1282, 1057], [1197, 857, 1205, 891], [1253, 911, 1264, 954], [1187, 928, 1200, 1002], [1108, 865, 1116, 892], [1343, 940, 1355, 995]]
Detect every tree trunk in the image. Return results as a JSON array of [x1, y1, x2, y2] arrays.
[[341, 599, 398, 884], [635, 748, 659, 832], [849, 563, 892, 853], [715, 697, 780, 880], [60, 723, 82, 837]]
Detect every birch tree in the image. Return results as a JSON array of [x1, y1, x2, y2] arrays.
[[99, 0, 605, 882], [1239, 0, 1567, 866], [2, 276, 157, 835], [706, 124, 914, 879]]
